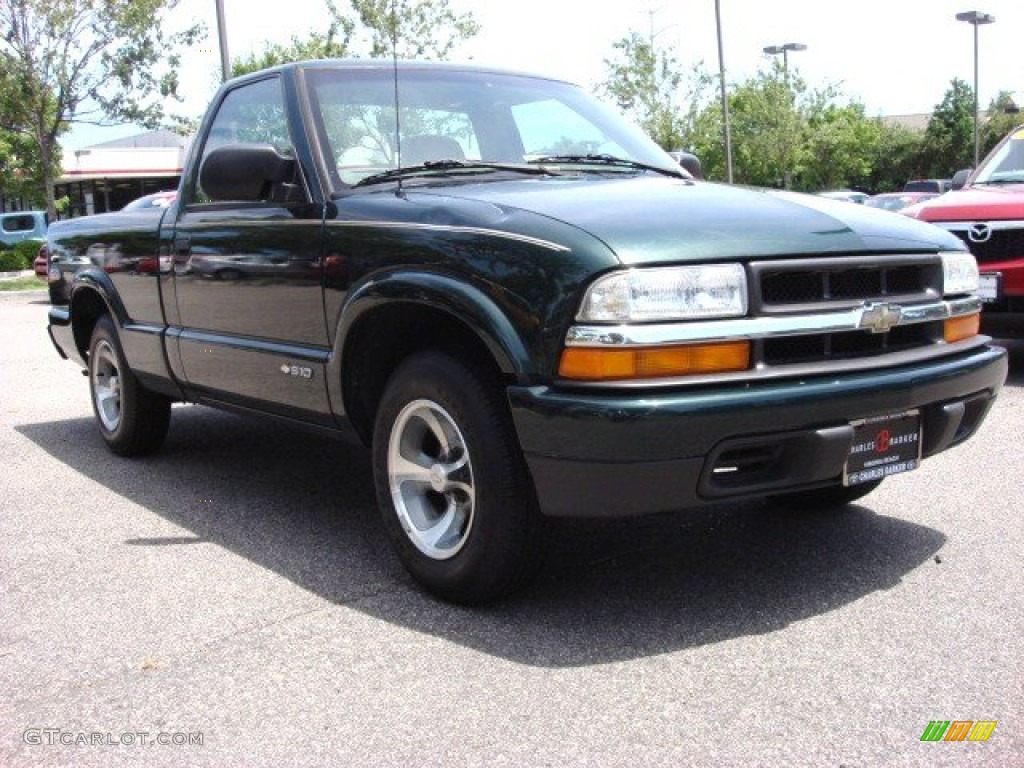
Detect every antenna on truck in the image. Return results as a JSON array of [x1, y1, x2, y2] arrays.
[[391, 0, 403, 195]]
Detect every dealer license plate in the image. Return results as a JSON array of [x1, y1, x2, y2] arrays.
[[978, 273, 1000, 303], [844, 410, 922, 487]]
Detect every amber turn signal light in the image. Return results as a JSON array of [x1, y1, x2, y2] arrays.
[[559, 341, 751, 381], [943, 313, 980, 343]]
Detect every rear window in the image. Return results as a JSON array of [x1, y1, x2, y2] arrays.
[[903, 180, 948, 193], [2, 215, 35, 233]]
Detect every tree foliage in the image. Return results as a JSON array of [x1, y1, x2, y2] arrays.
[[920, 78, 974, 177], [863, 122, 925, 193], [980, 91, 1021, 160], [0, 60, 57, 207], [0, 0, 203, 217], [232, 0, 479, 77], [350, 0, 479, 60], [598, 33, 711, 153]]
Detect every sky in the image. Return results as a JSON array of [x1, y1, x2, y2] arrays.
[[66, 0, 1024, 149]]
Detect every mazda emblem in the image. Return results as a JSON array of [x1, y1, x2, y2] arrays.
[[967, 223, 992, 243]]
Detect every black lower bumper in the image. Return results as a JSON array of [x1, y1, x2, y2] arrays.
[[508, 345, 1007, 517]]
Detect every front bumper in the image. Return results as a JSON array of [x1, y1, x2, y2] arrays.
[[508, 344, 1007, 517]]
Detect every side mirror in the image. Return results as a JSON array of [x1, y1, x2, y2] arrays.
[[951, 168, 972, 190], [199, 144, 296, 202], [670, 150, 704, 180]]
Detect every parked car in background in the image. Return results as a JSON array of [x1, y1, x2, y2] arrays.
[[901, 125, 1024, 337], [33, 243, 48, 279], [904, 178, 952, 194], [864, 192, 939, 213], [0, 210, 48, 246], [816, 189, 869, 204]]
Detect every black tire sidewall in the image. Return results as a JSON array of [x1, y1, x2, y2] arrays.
[[372, 351, 541, 603], [88, 315, 169, 456]]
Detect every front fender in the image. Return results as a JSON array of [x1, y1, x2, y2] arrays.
[[339, 269, 536, 373], [326, 269, 537, 425]]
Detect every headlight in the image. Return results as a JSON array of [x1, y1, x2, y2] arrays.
[[577, 264, 748, 323], [941, 251, 979, 295]]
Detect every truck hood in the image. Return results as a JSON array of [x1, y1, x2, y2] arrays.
[[910, 184, 1024, 223], [410, 175, 963, 264]]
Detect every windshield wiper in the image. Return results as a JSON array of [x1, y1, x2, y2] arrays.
[[527, 153, 684, 178], [353, 160, 554, 188]]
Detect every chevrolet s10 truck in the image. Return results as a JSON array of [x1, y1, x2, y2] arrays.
[[903, 124, 1024, 338], [47, 60, 1008, 603]]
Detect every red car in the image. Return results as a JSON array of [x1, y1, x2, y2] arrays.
[[33, 242, 48, 279], [902, 125, 1024, 338]]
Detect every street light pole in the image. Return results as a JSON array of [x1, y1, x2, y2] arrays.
[[762, 42, 807, 77], [215, 0, 231, 82], [714, 0, 734, 184], [762, 43, 806, 189], [956, 10, 995, 168]]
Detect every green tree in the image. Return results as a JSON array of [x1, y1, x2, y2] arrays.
[[232, 0, 479, 77], [980, 91, 1022, 159], [598, 32, 711, 152], [801, 99, 880, 191], [0, 60, 57, 208], [231, 3, 355, 76], [863, 121, 926, 192], [0, 0, 203, 218], [350, 0, 479, 60], [691, 63, 807, 188], [920, 78, 974, 177]]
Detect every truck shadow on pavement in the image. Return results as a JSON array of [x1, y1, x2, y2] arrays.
[[20, 408, 946, 668], [998, 338, 1024, 386]]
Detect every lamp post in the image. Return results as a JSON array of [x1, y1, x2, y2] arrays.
[[215, 0, 230, 82], [762, 42, 807, 75], [956, 11, 995, 168], [714, 0, 734, 183], [762, 43, 806, 189]]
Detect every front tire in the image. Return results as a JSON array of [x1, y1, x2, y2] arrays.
[[372, 351, 545, 604], [88, 315, 171, 456]]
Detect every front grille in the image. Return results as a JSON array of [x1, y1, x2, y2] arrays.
[[748, 255, 946, 370], [758, 259, 938, 308], [762, 323, 940, 366], [949, 227, 1024, 264]]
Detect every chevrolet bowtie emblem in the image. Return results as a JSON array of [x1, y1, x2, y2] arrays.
[[859, 302, 902, 334]]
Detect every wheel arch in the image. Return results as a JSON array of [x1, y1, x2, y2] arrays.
[[67, 272, 127, 361], [331, 272, 535, 445]]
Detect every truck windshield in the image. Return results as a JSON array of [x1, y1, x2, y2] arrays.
[[303, 65, 682, 189], [973, 126, 1024, 185]]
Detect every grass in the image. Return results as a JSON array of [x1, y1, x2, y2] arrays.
[[0, 276, 46, 292]]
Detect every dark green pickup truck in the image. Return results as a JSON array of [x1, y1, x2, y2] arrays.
[[47, 60, 1007, 603]]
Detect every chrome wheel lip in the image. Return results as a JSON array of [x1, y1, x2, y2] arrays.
[[387, 399, 475, 561], [91, 339, 121, 432]]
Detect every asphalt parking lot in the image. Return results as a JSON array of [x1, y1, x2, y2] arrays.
[[2, 289, 1022, 767]]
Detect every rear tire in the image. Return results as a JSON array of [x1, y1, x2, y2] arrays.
[[768, 479, 884, 510], [372, 351, 545, 604], [88, 315, 171, 456]]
